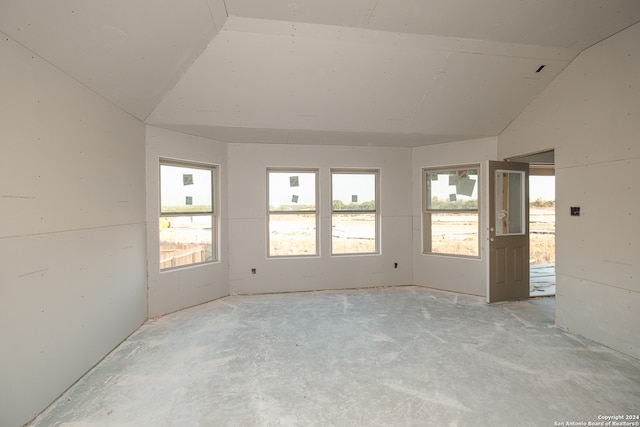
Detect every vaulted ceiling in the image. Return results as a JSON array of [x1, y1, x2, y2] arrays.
[[2, 1, 639, 146]]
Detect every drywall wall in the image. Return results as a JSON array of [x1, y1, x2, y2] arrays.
[[227, 143, 413, 294], [146, 126, 229, 318], [499, 23, 639, 358], [0, 34, 147, 427], [412, 137, 498, 297]]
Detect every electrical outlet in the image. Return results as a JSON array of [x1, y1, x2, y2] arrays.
[[394, 262, 398, 269], [251, 268, 256, 274]]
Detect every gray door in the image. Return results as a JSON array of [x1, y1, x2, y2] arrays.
[[488, 161, 530, 303]]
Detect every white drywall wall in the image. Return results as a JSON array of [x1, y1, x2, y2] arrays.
[[0, 35, 147, 427], [412, 137, 498, 296], [146, 126, 229, 318], [499, 23, 640, 358], [227, 143, 413, 294]]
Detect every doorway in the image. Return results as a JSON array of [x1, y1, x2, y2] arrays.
[[529, 173, 555, 296], [508, 150, 556, 297]]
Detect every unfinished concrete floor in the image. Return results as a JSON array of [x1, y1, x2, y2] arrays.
[[29, 286, 639, 426], [530, 263, 556, 297]]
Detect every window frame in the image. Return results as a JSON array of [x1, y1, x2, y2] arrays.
[[267, 168, 319, 258], [159, 158, 218, 271], [330, 168, 380, 256], [422, 164, 480, 258]]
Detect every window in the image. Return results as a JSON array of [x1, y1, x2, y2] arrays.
[[331, 169, 379, 255], [267, 169, 318, 257], [423, 166, 479, 257], [495, 170, 525, 235], [159, 160, 217, 270]]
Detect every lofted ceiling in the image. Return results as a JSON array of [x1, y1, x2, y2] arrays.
[[2, 0, 640, 147]]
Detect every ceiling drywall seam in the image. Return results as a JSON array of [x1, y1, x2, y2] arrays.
[[404, 51, 452, 135], [205, 1, 219, 33], [495, 59, 575, 140], [142, 36, 218, 123], [497, 19, 640, 140], [147, 125, 212, 143], [580, 18, 640, 52], [205, 0, 229, 33], [1, 30, 142, 124], [222, 18, 577, 62], [367, 0, 381, 25], [143, 2, 229, 123], [222, 0, 229, 19]]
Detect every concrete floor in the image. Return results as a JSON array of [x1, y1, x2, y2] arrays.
[[530, 263, 556, 297], [29, 286, 639, 427]]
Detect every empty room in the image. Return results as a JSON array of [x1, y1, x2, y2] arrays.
[[1, 1, 639, 426]]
